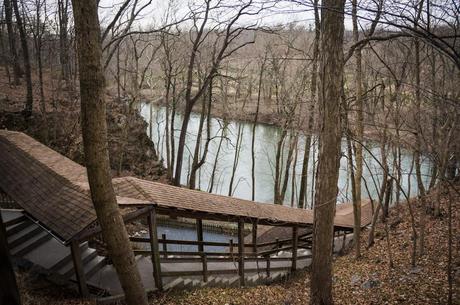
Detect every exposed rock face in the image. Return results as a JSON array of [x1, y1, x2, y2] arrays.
[[106, 98, 165, 180], [0, 97, 165, 181]]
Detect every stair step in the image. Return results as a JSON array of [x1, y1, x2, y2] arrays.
[[182, 278, 193, 289], [84, 256, 107, 279], [164, 278, 183, 290], [4, 215, 27, 227], [191, 279, 201, 288], [6, 220, 33, 237], [228, 276, 239, 287], [8, 226, 43, 249], [61, 247, 97, 278], [12, 232, 52, 257], [49, 244, 87, 273]]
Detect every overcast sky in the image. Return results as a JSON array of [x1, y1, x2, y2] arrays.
[[98, 0, 356, 31]]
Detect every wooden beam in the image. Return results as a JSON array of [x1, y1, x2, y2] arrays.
[[291, 225, 298, 273], [161, 233, 167, 258], [196, 219, 204, 252], [70, 240, 89, 297], [154, 207, 309, 228], [196, 219, 207, 282], [76, 206, 154, 241], [252, 220, 258, 253], [238, 219, 245, 287], [266, 255, 271, 277], [202, 253, 208, 282], [148, 208, 163, 291]]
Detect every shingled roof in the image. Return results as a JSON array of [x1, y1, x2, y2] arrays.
[[0, 130, 150, 243], [0, 130, 372, 243], [0, 130, 96, 243], [112, 176, 315, 226]]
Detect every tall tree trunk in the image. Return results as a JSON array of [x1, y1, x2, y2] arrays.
[[58, 0, 71, 81], [189, 89, 207, 189], [291, 137, 299, 207], [310, 1, 345, 304], [164, 72, 172, 180], [298, 0, 319, 209], [208, 125, 225, 193], [346, 127, 360, 259], [228, 124, 244, 196], [71, 1, 148, 304], [4, 0, 21, 85], [274, 128, 287, 204], [174, 106, 192, 186], [0, 211, 21, 305], [169, 78, 177, 177], [11, 0, 33, 117], [280, 132, 296, 203], [351, 0, 362, 257], [251, 56, 266, 201], [414, 36, 427, 254]]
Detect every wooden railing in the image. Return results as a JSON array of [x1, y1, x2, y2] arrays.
[[129, 230, 314, 284]]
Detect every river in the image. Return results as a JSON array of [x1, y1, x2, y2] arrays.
[[141, 103, 432, 208]]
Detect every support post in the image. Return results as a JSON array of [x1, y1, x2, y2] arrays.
[[266, 255, 271, 277], [148, 208, 163, 291], [229, 239, 234, 254], [291, 225, 298, 273], [162, 233, 167, 258], [341, 230, 346, 252], [202, 253, 208, 282], [196, 219, 204, 253], [238, 219, 245, 287], [252, 220, 258, 253], [70, 240, 89, 297], [196, 219, 207, 282]]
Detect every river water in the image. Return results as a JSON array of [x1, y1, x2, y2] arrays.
[[141, 103, 432, 208]]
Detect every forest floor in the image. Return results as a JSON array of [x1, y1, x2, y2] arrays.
[[16, 183, 459, 305], [0, 68, 166, 181]]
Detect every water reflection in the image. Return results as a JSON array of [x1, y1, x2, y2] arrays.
[[141, 103, 432, 207]]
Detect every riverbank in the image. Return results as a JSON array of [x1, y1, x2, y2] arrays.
[[145, 95, 419, 152]]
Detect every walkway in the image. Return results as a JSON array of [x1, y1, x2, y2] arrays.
[[0, 130, 371, 299]]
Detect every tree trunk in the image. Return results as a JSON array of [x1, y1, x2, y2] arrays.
[[58, 0, 71, 81], [351, 0, 362, 258], [310, 1, 345, 304], [11, 0, 33, 117], [4, 0, 21, 85], [174, 105, 192, 186], [228, 124, 244, 196], [280, 132, 296, 203], [298, 0, 319, 209], [251, 56, 266, 201], [71, 1, 148, 304], [208, 125, 225, 193], [169, 78, 177, 178], [274, 128, 287, 204], [346, 128, 360, 259]]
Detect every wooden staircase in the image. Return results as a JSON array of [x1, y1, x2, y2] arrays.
[[3, 210, 109, 293]]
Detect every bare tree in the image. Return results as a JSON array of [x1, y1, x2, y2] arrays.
[[11, 0, 33, 117], [71, 1, 148, 304], [310, 0, 345, 304], [3, 0, 22, 84], [173, 0, 260, 186]]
